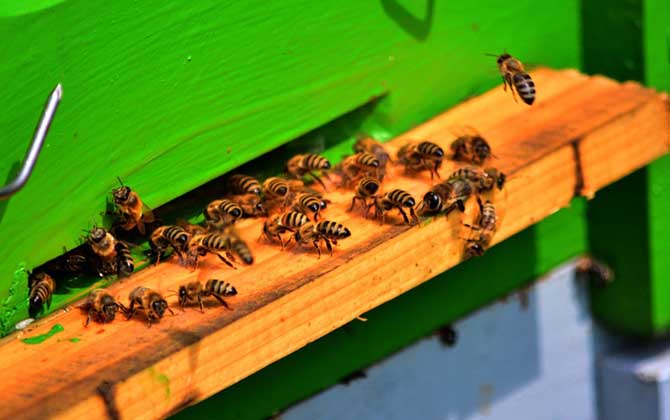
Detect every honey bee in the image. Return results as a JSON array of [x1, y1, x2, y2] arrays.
[[115, 241, 134, 278], [262, 211, 310, 247], [263, 177, 293, 210], [371, 189, 419, 225], [226, 174, 262, 196], [123, 286, 173, 326], [293, 193, 330, 221], [81, 289, 119, 326], [353, 136, 392, 173], [87, 227, 118, 276], [421, 178, 473, 215], [28, 272, 56, 315], [449, 167, 506, 192], [339, 152, 381, 187], [286, 153, 331, 189], [464, 197, 498, 257], [204, 199, 244, 229], [494, 53, 535, 105], [187, 230, 254, 270], [292, 220, 351, 258], [42, 249, 91, 277], [150, 225, 191, 264], [397, 141, 444, 179], [111, 178, 155, 235], [349, 176, 380, 214], [228, 193, 268, 217], [178, 279, 238, 312], [450, 129, 493, 165]]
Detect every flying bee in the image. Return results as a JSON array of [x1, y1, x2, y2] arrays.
[[397, 141, 445, 179], [353, 136, 392, 177], [449, 167, 506, 192], [150, 225, 191, 264], [450, 128, 493, 165], [87, 227, 118, 276], [463, 197, 498, 257], [228, 193, 268, 217], [204, 199, 244, 230], [114, 241, 134, 278], [111, 178, 155, 235], [123, 286, 173, 326], [421, 178, 473, 216], [226, 174, 262, 196], [292, 220, 351, 258], [28, 272, 56, 316], [293, 193, 330, 221], [350, 176, 381, 215], [262, 211, 309, 247], [339, 152, 381, 187], [178, 279, 238, 312], [371, 189, 419, 225], [286, 153, 331, 189], [80, 289, 119, 326], [494, 53, 536, 105]]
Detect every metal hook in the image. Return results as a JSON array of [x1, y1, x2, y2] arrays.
[[0, 83, 63, 200]]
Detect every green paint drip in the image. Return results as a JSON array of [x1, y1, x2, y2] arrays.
[[148, 367, 171, 399], [21, 324, 64, 345], [69, 337, 81, 343]]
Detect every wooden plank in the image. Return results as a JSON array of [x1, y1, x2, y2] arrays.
[[0, 69, 666, 419]]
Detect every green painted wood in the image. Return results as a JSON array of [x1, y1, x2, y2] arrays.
[[0, 1, 581, 331], [583, 0, 670, 337], [173, 198, 589, 420]]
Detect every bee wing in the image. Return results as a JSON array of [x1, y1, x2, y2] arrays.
[[447, 124, 481, 138], [141, 203, 155, 223]]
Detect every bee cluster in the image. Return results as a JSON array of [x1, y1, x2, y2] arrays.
[[26, 53, 530, 325]]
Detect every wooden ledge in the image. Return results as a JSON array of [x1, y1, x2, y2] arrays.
[[1, 69, 667, 420]]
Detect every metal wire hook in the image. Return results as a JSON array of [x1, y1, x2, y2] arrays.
[[0, 83, 63, 200]]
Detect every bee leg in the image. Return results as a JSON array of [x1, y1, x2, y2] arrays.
[[312, 241, 322, 258], [125, 301, 136, 320], [310, 172, 328, 191], [324, 238, 333, 256], [409, 207, 419, 225], [397, 207, 410, 225], [167, 307, 175, 316], [198, 295, 204, 313], [216, 253, 236, 269], [501, 76, 508, 91], [85, 310, 93, 327], [212, 294, 232, 310]]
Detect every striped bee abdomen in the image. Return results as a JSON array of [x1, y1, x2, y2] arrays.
[[513, 72, 535, 105], [206, 279, 238, 296]]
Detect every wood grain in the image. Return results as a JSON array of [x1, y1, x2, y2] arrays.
[[1, 69, 667, 420]]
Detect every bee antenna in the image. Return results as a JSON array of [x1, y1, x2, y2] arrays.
[[116, 176, 125, 186], [484, 53, 499, 57]]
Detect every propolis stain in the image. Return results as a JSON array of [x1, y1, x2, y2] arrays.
[[21, 323, 64, 345]]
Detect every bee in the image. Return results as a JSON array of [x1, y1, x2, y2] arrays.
[[87, 227, 118, 276], [464, 198, 498, 257], [293, 193, 330, 221], [397, 141, 444, 179], [340, 152, 381, 187], [28, 272, 56, 316], [226, 174, 262, 196], [263, 177, 293, 210], [449, 167, 506, 192], [111, 178, 155, 235], [262, 211, 310, 247], [292, 220, 351, 258], [80, 289, 119, 326], [353, 136, 392, 173], [450, 129, 493, 165], [123, 286, 173, 326], [576, 256, 614, 287], [228, 193, 268, 217], [187, 231, 254, 270], [371, 189, 419, 225], [286, 153, 331, 189], [349, 176, 381, 214], [150, 225, 191, 264], [42, 249, 91, 277], [494, 53, 535, 105], [421, 178, 473, 215], [204, 199, 244, 229], [115, 241, 134, 278], [178, 279, 238, 312]]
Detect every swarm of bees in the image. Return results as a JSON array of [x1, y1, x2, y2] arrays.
[[27, 52, 531, 326]]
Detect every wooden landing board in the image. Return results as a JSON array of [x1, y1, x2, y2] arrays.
[[1, 69, 667, 420]]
